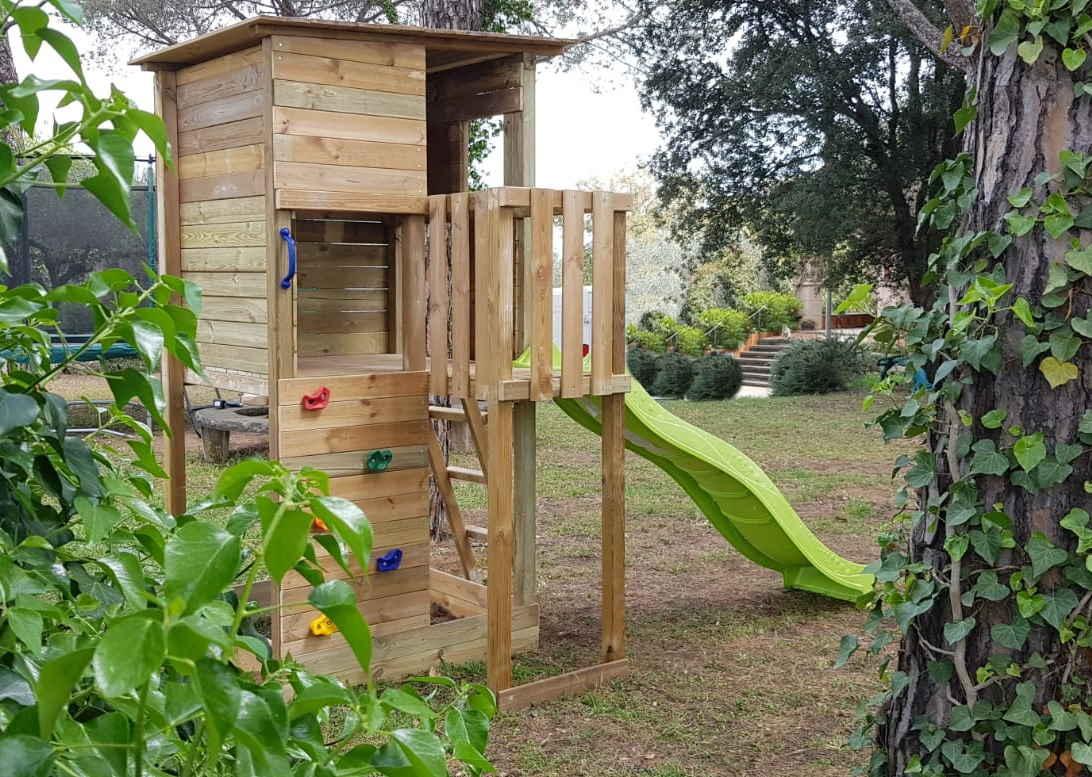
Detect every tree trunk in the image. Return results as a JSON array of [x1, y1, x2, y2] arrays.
[[420, 0, 484, 538], [880, 45, 1092, 773], [421, 0, 482, 30]]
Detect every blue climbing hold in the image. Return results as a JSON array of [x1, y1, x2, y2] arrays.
[[377, 548, 402, 572]]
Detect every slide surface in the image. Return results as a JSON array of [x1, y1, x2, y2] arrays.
[[553, 379, 874, 602]]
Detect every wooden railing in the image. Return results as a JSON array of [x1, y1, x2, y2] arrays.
[[425, 187, 632, 402]]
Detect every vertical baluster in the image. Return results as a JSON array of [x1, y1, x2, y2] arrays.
[[529, 188, 554, 401], [591, 191, 614, 395], [428, 196, 449, 396], [560, 190, 584, 398], [450, 192, 471, 399]]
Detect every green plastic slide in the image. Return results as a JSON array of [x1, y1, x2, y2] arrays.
[[551, 377, 875, 602]]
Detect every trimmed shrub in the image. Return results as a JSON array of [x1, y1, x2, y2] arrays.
[[651, 351, 694, 397], [626, 323, 667, 352], [687, 353, 743, 400], [669, 322, 708, 356], [696, 307, 751, 350], [741, 291, 802, 332], [627, 347, 659, 387], [770, 338, 868, 396]]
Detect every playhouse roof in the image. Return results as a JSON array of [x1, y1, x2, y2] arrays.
[[130, 16, 574, 71]]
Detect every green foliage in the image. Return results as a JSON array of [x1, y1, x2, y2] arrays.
[[626, 346, 659, 388], [650, 351, 694, 398], [695, 307, 751, 350], [0, 10, 498, 775], [630, 313, 708, 356], [626, 323, 667, 353], [740, 291, 802, 333], [686, 353, 743, 401], [769, 338, 866, 397]]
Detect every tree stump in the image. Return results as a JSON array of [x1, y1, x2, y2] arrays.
[[192, 406, 269, 464]]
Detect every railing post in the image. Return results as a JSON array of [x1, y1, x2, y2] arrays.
[[591, 192, 614, 395], [529, 188, 554, 401], [428, 195, 449, 396]]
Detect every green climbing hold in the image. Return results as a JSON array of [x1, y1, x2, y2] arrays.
[[366, 449, 393, 473]]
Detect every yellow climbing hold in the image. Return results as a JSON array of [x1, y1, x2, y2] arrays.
[[309, 614, 337, 636]]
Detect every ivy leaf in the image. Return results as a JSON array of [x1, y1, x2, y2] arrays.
[[992, 618, 1031, 650], [1017, 589, 1047, 618], [945, 534, 969, 561], [944, 616, 976, 645], [1013, 433, 1047, 472], [972, 570, 1009, 601], [953, 104, 977, 134], [1073, 742, 1092, 766], [1039, 356, 1080, 388], [1004, 211, 1036, 236], [988, 10, 1021, 54], [1071, 313, 1092, 339], [1004, 745, 1051, 777], [1047, 700, 1078, 731], [981, 409, 1007, 429], [970, 441, 1009, 477], [834, 635, 858, 668], [1063, 47, 1088, 71], [1011, 297, 1035, 328], [1026, 532, 1068, 578], [1066, 245, 1092, 274], [987, 231, 1013, 257], [1021, 335, 1051, 367], [1045, 213, 1075, 239], [1041, 588, 1080, 628], [1003, 682, 1042, 727], [1008, 188, 1034, 208], [906, 452, 936, 488]]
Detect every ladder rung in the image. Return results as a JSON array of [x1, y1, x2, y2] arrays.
[[429, 405, 488, 423], [465, 525, 488, 541], [447, 466, 486, 484]]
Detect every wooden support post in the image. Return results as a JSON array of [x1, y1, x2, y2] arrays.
[[601, 392, 626, 662], [428, 196, 449, 397], [402, 215, 427, 371], [425, 434, 475, 578], [154, 70, 186, 517], [591, 192, 615, 395], [486, 398, 515, 692], [504, 54, 538, 610]]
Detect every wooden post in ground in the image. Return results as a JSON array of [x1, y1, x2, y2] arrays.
[[154, 70, 187, 517], [505, 54, 538, 608], [601, 392, 626, 662]]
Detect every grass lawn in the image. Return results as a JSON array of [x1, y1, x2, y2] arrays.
[[55, 375, 909, 776]]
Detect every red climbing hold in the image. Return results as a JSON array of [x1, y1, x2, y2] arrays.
[[301, 386, 330, 410]]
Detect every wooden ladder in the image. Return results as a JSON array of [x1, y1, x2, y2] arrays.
[[426, 398, 490, 579]]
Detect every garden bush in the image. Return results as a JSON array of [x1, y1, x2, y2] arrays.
[[651, 351, 695, 397], [769, 337, 868, 396], [626, 323, 666, 352], [627, 346, 660, 387], [696, 307, 751, 350], [667, 321, 708, 356], [741, 291, 803, 332], [687, 353, 744, 400]]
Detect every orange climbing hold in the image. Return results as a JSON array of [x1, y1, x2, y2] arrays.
[[301, 386, 330, 410], [309, 614, 337, 636]]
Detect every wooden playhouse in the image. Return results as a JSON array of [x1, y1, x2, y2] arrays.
[[136, 16, 632, 709]]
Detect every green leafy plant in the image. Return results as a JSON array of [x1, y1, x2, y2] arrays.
[[695, 307, 751, 350], [626, 346, 659, 387], [626, 323, 667, 353], [0, 6, 499, 775], [686, 353, 743, 400], [650, 351, 695, 398], [769, 338, 867, 396], [740, 291, 802, 333]]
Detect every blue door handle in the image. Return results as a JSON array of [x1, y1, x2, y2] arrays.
[[279, 227, 297, 289]]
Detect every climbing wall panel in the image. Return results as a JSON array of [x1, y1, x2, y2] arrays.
[[275, 369, 432, 670]]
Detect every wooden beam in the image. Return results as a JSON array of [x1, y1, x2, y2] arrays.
[[590, 192, 614, 395], [428, 195, 449, 396], [498, 659, 630, 712], [601, 393, 626, 662], [401, 215, 427, 371], [486, 398, 514, 693], [425, 434, 475, 578], [155, 70, 186, 517], [460, 397, 489, 476], [447, 465, 485, 484]]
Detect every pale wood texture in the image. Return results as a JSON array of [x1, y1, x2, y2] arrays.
[[155, 71, 187, 517], [425, 434, 475, 577], [401, 215, 427, 371], [560, 189, 584, 398], [591, 192, 614, 395], [528, 188, 553, 401], [428, 196, 449, 396], [498, 659, 630, 712], [486, 398, 515, 692], [601, 393, 626, 662], [449, 193, 471, 397]]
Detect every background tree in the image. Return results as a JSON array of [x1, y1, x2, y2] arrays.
[[633, 0, 965, 304]]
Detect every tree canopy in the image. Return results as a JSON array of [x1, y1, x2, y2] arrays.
[[634, 0, 965, 302]]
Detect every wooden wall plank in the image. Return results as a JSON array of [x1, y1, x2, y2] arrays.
[[271, 35, 426, 71], [298, 242, 388, 264], [298, 331, 389, 356], [281, 419, 430, 457], [198, 342, 268, 373], [529, 188, 553, 402], [178, 116, 265, 156], [178, 90, 264, 132], [196, 319, 268, 348], [298, 312, 387, 335], [199, 296, 267, 323], [180, 171, 265, 203], [182, 246, 266, 272], [278, 371, 427, 404], [293, 218, 387, 244], [297, 289, 388, 314], [281, 543, 431, 594], [590, 192, 614, 395], [182, 271, 266, 297], [274, 79, 426, 120], [177, 46, 262, 85], [298, 266, 387, 289], [282, 446, 426, 477], [428, 195, 448, 396], [613, 209, 628, 374], [274, 106, 426, 145], [180, 195, 265, 225], [449, 193, 471, 398], [278, 190, 428, 214], [275, 161, 426, 196], [181, 221, 266, 248], [178, 144, 263, 180], [177, 63, 264, 109], [273, 133, 425, 171], [561, 190, 584, 398], [326, 467, 430, 500], [273, 50, 426, 95]]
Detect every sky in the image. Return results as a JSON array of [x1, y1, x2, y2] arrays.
[[9, 24, 662, 188]]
